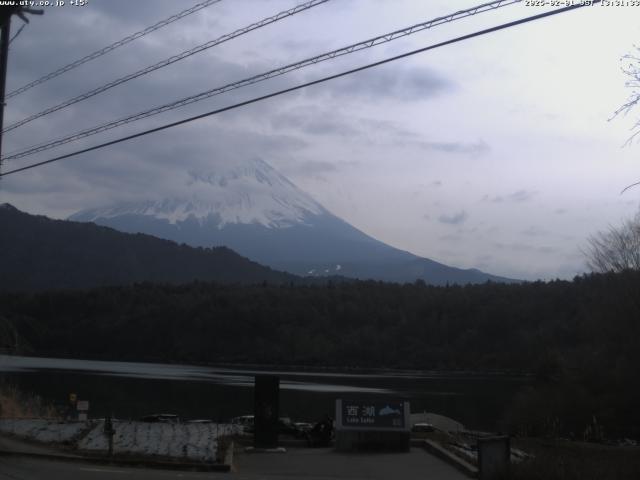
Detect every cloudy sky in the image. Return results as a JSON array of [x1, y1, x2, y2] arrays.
[[1, 0, 639, 280]]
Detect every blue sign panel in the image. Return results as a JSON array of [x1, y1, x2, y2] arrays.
[[341, 400, 405, 429]]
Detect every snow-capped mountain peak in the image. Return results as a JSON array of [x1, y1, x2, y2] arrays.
[[72, 158, 326, 229], [68, 157, 515, 285]]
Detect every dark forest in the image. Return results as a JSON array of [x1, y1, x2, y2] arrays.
[[2, 270, 639, 438]]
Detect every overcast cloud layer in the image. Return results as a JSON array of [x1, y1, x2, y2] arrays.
[[1, 0, 639, 280]]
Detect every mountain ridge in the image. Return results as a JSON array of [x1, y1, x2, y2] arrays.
[[69, 158, 516, 285], [0, 203, 300, 292]]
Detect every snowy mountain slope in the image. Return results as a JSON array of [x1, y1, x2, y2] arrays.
[[75, 158, 326, 229], [70, 158, 514, 285]]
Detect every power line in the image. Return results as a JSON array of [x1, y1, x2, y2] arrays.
[[0, 2, 598, 178], [5, 0, 223, 100], [3, 0, 522, 160], [0, 7, 43, 176], [8, 23, 25, 45], [3, 0, 329, 134]]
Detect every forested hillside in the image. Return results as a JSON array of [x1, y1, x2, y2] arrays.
[[3, 272, 637, 370], [2, 271, 639, 436], [0, 203, 297, 290]]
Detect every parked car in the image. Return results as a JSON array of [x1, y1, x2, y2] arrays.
[[294, 422, 313, 433], [278, 417, 301, 436], [231, 415, 255, 433], [411, 422, 434, 433]]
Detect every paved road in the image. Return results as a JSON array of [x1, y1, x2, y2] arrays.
[[0, 456, 221, 480], [0, 447, 468, 480], [0, 427, 469, 479], [234, 447, 468, 479]]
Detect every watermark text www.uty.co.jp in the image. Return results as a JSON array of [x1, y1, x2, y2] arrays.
[[0, 0, 88, 7]]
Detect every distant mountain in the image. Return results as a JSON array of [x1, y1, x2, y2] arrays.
[[0, 203, 298, 291], [70, 158, 515, 285]]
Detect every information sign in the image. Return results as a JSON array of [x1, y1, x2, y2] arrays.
[[340, 400, 405, 429]]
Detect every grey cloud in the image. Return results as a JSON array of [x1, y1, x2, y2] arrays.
[[272, 37, 330, 55], [521, 226, 548, 237], [271, 110, 312, 130], [271, 107, 360, 137], [89, 0, 176, 26], [458, 225, 480, 235], [492, 242, 556, 254], [438, 210, 468, 225], [272, 108, 422, 140], [437, 249, 462, 260], [279, 159, 358, 176], [474, 254, 495, 270], [2, 118, 311, 215], [291, 160, 337, 174], [482, 190, 538, 203], [310, 64, 454, 101], [358, 118, 418, 138], [7, 9, 314, 158], [507, 190, 538, 202], [417, 139, 490, 156], [271, 107, 484, 159], [439, 233, 462, 242], [302, 118, 360, 137]]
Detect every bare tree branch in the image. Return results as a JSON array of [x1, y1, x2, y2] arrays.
[[611, 46, 640, 193], [584, 212, 640, 273], [621, 180, 640, 195]]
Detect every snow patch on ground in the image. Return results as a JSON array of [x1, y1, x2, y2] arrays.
[[0, 419, 87, 443], [0, 419, 240, 463], [79, 420, 240, 462]]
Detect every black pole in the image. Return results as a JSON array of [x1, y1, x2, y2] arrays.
[[0, 15, 10, 169]]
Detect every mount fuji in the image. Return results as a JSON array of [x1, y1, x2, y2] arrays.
[[70, 158, 513, 285]]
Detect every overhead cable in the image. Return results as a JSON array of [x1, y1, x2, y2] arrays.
[[5, 0, 223, 100], [9, 23, 26, 46], [3, 0, 330, 133], [2, 0, 522, 159], [0, 1, 599, 178]]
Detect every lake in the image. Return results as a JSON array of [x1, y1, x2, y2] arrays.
[[0, 355, 528, 430]]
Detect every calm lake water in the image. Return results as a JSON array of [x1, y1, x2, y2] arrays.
[[0, 355, 528, 430]]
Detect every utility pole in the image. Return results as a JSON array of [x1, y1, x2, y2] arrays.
[[0, 13, 10, 170], [0, 6, 43, 175]]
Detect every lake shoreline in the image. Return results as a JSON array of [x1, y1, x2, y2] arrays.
[[0, 354, 530, 431], [0, 353, 533, 380]]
